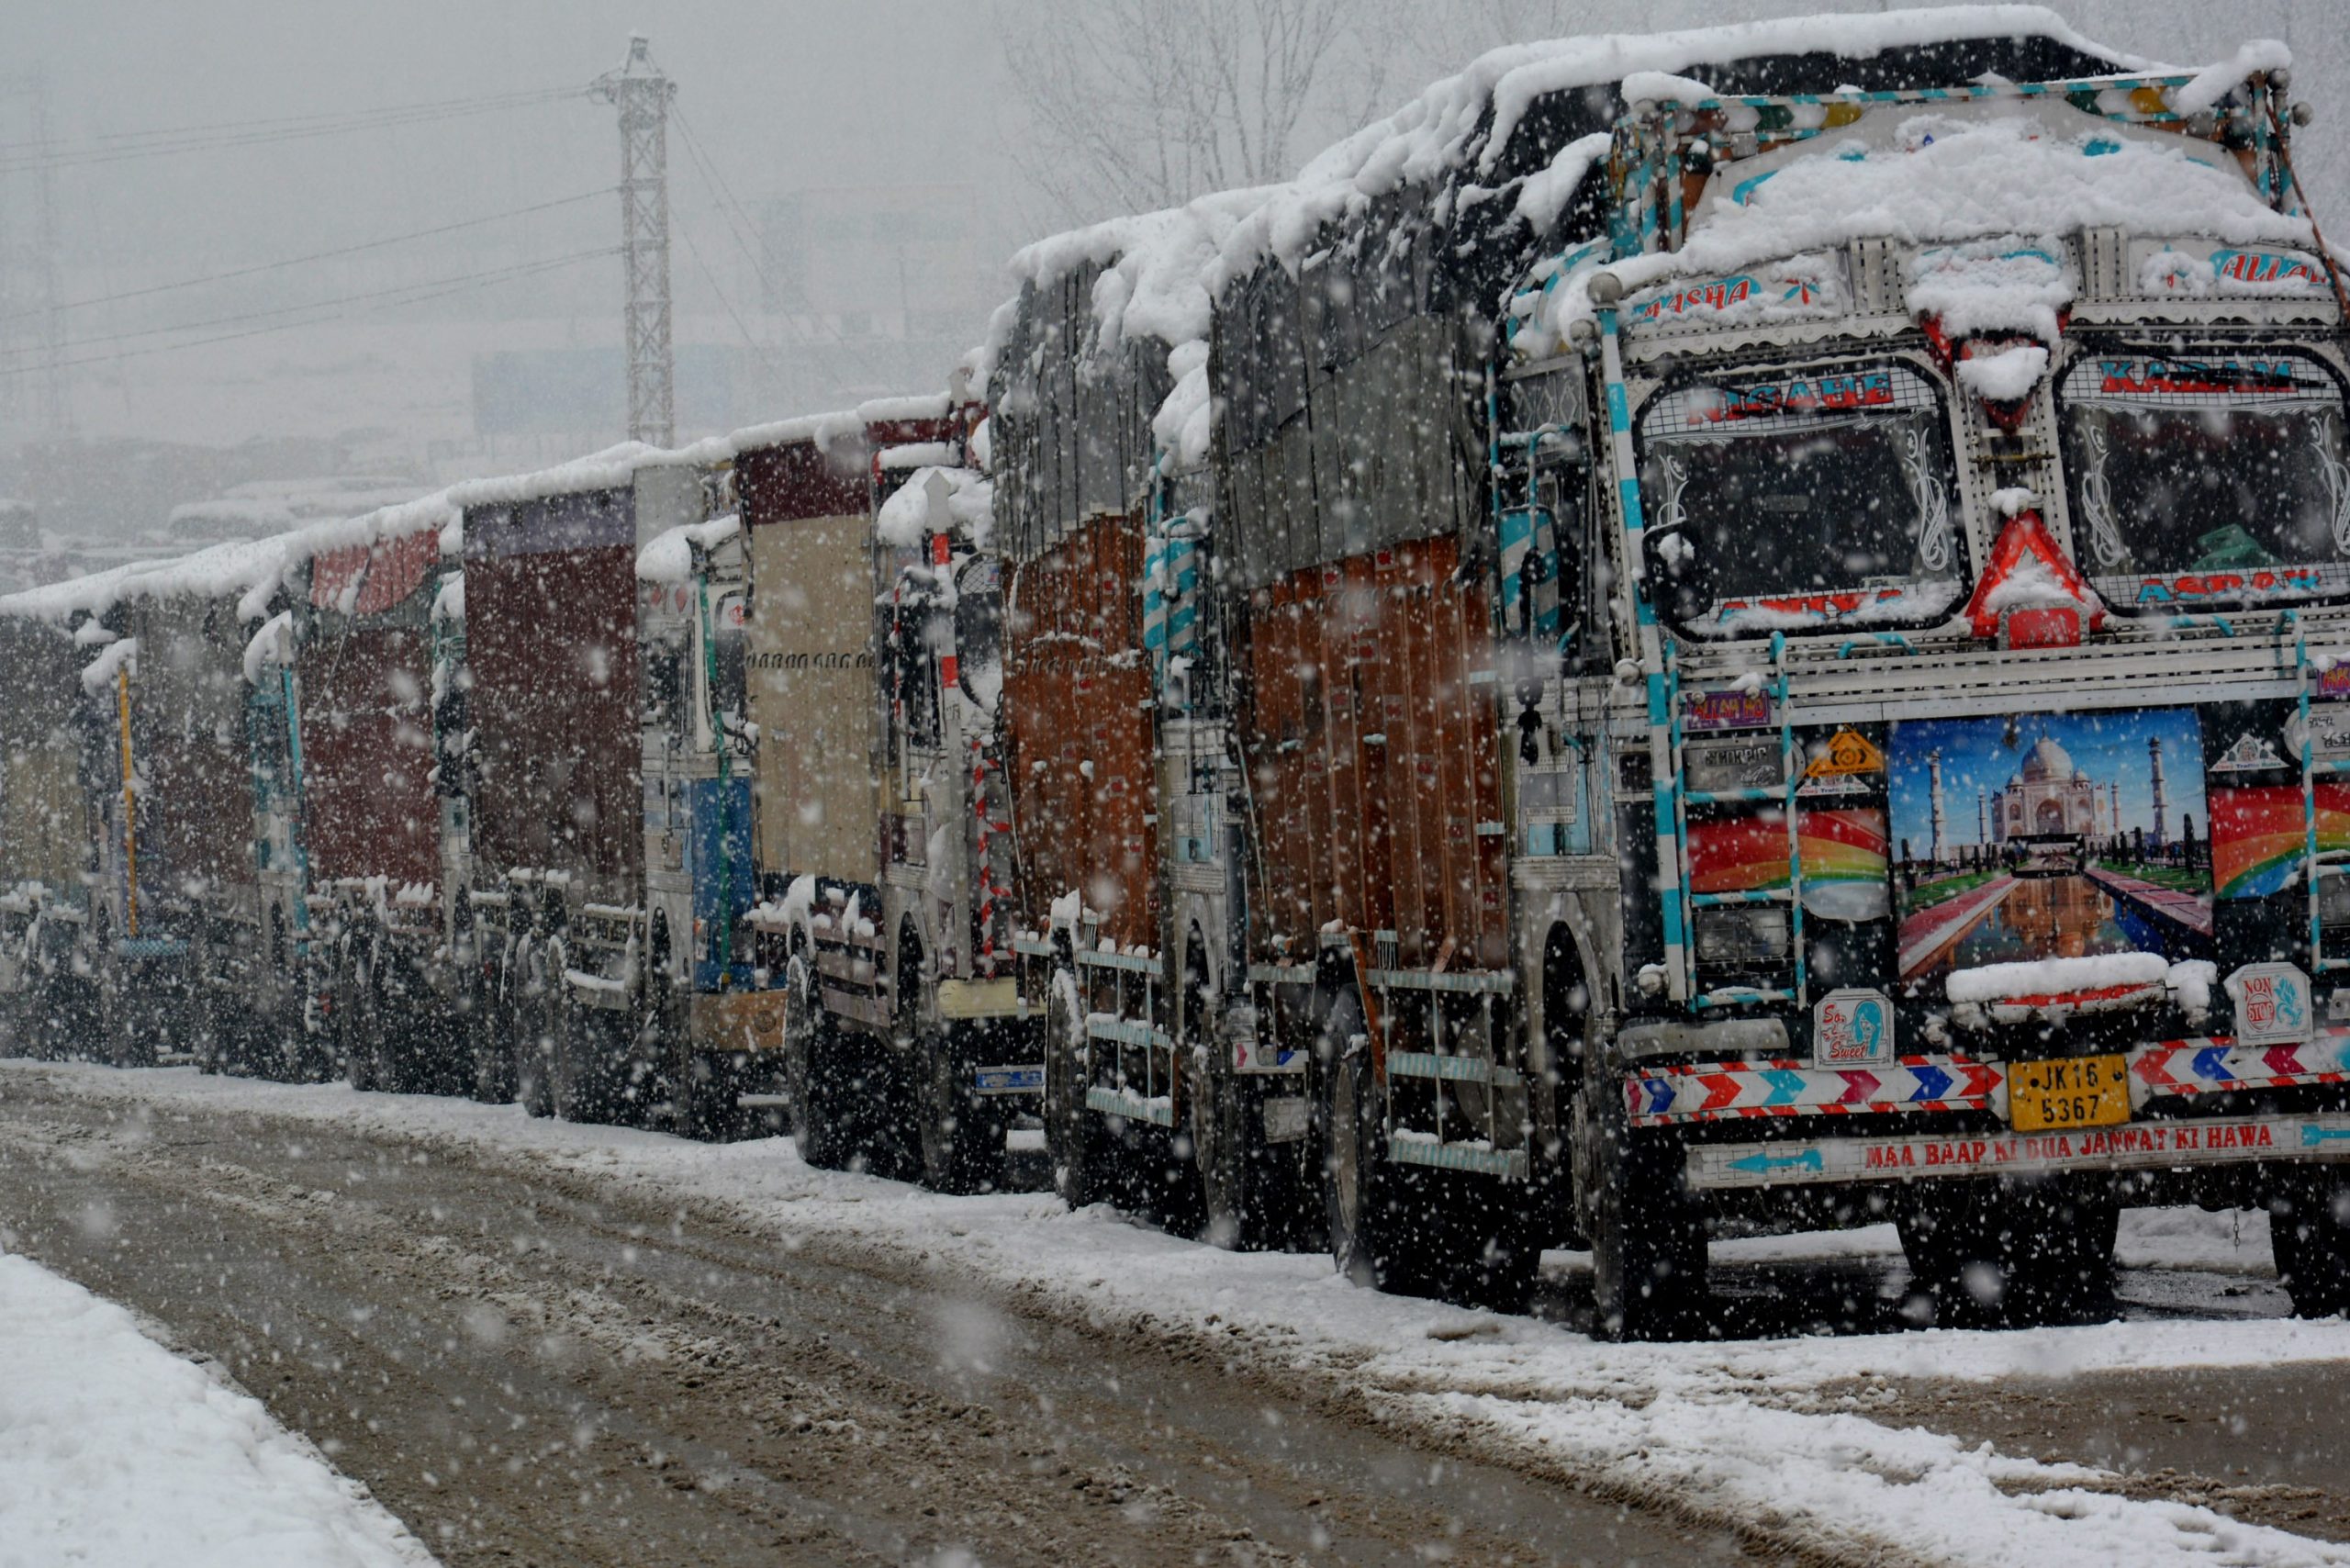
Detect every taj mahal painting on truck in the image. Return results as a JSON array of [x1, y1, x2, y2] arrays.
[[1891, 708, 2213, 982]]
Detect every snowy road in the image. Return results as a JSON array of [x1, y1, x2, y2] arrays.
[[2, 1060, 2347, 1566]]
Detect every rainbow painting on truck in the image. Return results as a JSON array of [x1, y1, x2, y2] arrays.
[[2208, 781, 2350, 899], [1686, 807, 1890, 921]]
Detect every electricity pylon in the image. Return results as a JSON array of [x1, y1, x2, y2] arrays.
[[590, 36, 676, 448]]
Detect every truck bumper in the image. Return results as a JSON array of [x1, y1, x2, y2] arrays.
[[1634, 1025, 2350, 1193], [1689, 1111, 2350, 1190]]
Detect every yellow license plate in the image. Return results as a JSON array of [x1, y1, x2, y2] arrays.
[[2008, 1054, 2132, 1132]]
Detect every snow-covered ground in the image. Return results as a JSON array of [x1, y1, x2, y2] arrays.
[[0, 1246, 434, 1568], [7, 1058, 2349, 1568]]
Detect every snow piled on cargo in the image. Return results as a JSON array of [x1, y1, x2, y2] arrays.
[[634, 515, 741, 585], [874, 468, 992, 549], [1527, 92, 2309, 353], [0, 1249, 433, 1568], [984, 6, 2143, 471], [716, 392, 953, 463], [13, 1060, 2350, 1568]]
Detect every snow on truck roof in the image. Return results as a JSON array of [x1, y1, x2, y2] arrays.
[[982, 6, 2307, 463], [0, 393, 957, 629], [986, 6, 2140, 356]]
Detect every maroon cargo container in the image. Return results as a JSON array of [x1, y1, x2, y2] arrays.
[[462, 487, 640, 896], [299, 531, 441, 890], [1239, 535, 1508, 971], [1002, 510, 1158, 952]]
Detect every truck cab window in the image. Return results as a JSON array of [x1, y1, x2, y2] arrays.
[[954, 557, 1002, 714], [709, 592, 748, 743], [2059, 348, 2350, 610], [642, 627, 685, 738], [1638, 361, 1961, 637]]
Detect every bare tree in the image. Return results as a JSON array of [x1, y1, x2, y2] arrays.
[[999, 0, 1412, 226]]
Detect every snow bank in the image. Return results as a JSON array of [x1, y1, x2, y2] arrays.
[[0, 1250, 431, 1568], [9, 1060, 2350, 1568]]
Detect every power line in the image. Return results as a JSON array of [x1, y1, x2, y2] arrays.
[[0, 87, 581, 175], [0, 247, 621, 361], [0, 248, 618, 378], [670, 106, 846, 348], [0, 188, 612, 324], [0, 84, 571, 154], [674, 207, 787, 378]]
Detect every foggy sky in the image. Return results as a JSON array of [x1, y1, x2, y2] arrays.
[[6, 0, 2344, 460]]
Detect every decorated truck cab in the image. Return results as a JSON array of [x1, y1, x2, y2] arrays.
[[1498, 51, 2350, 1333]]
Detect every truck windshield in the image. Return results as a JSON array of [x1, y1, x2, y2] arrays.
[[1638, 361, 1961, 637], [2058, 349, 2350, 610]]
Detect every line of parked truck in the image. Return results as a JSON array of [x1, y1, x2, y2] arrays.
[[12, 10, 2350, 1338]]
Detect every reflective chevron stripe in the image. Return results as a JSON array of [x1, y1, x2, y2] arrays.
[[1627, 1055, 1999, 1126], [2131, 1028, 2350, 1103]]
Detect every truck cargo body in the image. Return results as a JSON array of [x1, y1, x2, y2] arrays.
[[300, 527, 457, 1091], [299, 532, 442, 891], [742, 406, 1035, 1189], [463, 487, 641, 901], [1002, 511, 1157, 954], [460, 483, 643, 1118], [0, 615, 97, 1047]]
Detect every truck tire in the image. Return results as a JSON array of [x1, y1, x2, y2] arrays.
[[341, 948, 380, 1092], [1193, 1027, 1315, 1252], [513, 945, 554, 1119], [783, 955, 848, 1170], [920, 1023, 1003, 1194], [1580, 1048, 1707, 1340], [2272, 1172, 2350, 1317], [1043, 965, 1108, 1209], [554, 993, 625, 1124], [1321, 989, 1443, 1299]]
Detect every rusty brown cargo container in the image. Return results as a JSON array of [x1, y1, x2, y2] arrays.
[[1238, 534, 1508, 972], [462, 488, 640, 896], [1002, 510, 1158, 953], [299, 531, 442, 890]]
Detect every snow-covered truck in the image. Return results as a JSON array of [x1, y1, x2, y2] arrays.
[[629, 456, 759, 1137], [987, 219, 1332, 1243], [0, 610, 103, 1055], [69, 547, 304, 1071], [293, 510, 464, 1091], [1007, 11, 2350, 1335], [1446, 21, 2350, 1334], [458, 452, 671, 1121], [742, 397, 1033, 1191]]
